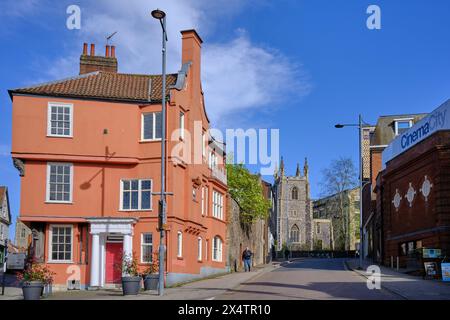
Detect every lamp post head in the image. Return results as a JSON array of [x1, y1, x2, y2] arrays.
[[335, 124, 344, 129], [151, 9, 166, 20]]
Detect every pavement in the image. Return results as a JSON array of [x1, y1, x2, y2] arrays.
[[42, 263, 277, 300], [215, 258, 399, 300], [345, 258, 450, 300], [0, 272, 23, 300]]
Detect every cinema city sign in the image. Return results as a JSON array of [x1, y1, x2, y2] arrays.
[[382, 99, 450, 167]]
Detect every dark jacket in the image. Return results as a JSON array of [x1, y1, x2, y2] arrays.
[[242, 249, 253, 260]]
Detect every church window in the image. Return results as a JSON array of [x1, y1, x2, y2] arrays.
[[290, 225, 300, 243], [291, 187, 298, 200]]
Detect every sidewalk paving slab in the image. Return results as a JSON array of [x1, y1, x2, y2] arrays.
[[345, 258, 450, 300]]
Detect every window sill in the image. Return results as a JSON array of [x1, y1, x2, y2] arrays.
[[47, 260, 74, 264], [140, 139, 162, 143], [45, 201, 73, 205], [47, 135, 73, 139], [119, 209, 153, 212]]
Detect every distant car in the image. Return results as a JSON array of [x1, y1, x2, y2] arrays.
[[6, 253, 26, 271]]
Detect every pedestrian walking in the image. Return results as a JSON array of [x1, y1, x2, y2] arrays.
[[242, 247, 253, 272]]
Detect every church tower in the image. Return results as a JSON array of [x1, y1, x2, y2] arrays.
[[271, 157, 313, 251]]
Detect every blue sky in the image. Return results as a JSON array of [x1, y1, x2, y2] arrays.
[[1, 0, 450, 239]]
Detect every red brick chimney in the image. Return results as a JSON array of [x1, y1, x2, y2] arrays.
[[181, 30, 203, 94], [79, 43, 118, 75]]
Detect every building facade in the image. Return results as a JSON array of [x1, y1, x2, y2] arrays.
[[361, 112, 428, 263], [0, 187, 12, 266], [14, 218, 32, 251], [313, 188, 360, 251], [272, 158, 313, 251], [9, 30, 228, 289], [378, 100, 450, 267]]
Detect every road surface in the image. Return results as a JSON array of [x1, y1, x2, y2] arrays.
[[215, 258, 401, 300]]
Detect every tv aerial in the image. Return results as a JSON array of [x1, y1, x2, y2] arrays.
[[106, 31, 118, 45]]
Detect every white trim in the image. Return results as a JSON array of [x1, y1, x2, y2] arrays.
[[141, 112, 162, 142], [47, 102, 73, 138], [197, 237, 202, 261], [46, 162, 73, 203], [179, 111, 185, 140], [48, 224, 73, 263], [177, 231, 183, 258]]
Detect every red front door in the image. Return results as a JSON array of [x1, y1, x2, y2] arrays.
[[106, 242, 123, 284]]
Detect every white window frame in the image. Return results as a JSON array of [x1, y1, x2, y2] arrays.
[[46, 162, 73, 204], [179, 111, 185, 140], [212, 236, 223, 262], [119, 179, 153, 211], [201, 187, 205, 215], [197, 237, 202, 261], [177, 231, 183, 258], [47, 102, 73, 138], [140, 233, 153, 264], [48, 224, 73, 263], [141, 112, 162, 141], [394, 118, 413, 136], [212, 191, 223, 220]]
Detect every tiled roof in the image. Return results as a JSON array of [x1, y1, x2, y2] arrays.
[[9, 71, 178, 103]]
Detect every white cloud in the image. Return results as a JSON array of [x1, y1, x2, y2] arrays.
[[36, 0, 312, 126]]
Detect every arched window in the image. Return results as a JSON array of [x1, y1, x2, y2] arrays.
[[177, 231, 183, 258], [292, 187, 299, 200], [212, 236, 223, 262], [290, 225, 300, 243]]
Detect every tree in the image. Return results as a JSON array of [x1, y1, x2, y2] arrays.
[[319, 157, 358, 250], [226, 163, 271, 224]]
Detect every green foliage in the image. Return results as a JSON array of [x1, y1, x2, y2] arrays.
[[226, 163, 271, 224]]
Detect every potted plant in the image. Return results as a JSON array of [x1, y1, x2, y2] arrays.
[[16, 259, 55, 300], [142, 252, 159, 291], [120, 254, 141, 295]]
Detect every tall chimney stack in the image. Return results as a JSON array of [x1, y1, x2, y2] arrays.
[[80, 43, 118, 75]]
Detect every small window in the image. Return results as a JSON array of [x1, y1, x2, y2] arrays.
[[47, 103, 73, 137], [395, 120, 413, 135], [49, 225, 73, 262], [202, 132, 206, 158], [177, 231, 183, 258], [201, 187, 205, 215], [317, 224, 321, 234], [179, 111, 185, 140], [142, 112, 162, 141], [212, 236, 223, 262], [46, 163, 73, 203], [197, 237, 202, 261], [21, 228, 26, 238], [292, 187, 299, 200], [141, 233, 153, 263], [121, 179, 152, 211]]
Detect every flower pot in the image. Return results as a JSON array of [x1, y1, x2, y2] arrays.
[[143, 274, 159, 291], [121, 276, 141, 295], [22, 281, 44, 300]]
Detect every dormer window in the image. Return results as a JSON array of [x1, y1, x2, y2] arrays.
[[394, 119, 413, 136]]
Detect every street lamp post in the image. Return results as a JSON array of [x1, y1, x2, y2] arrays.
[[151, 8, 168, 296], [335, 114, 366, 270]]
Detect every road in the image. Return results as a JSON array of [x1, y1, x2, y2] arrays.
[[215, 258, 401, 300]]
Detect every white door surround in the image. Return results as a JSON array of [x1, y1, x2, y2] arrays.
[[86, 218, 138, 288]]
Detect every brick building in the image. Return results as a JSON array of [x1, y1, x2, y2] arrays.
[[8, 29, 228, 290], [378, 100, 450, 267]]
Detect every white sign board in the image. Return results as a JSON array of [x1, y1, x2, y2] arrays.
[[382, 100, 450, 167]]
